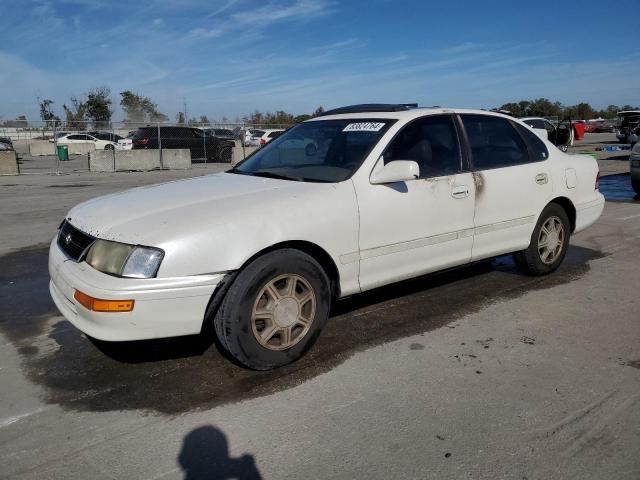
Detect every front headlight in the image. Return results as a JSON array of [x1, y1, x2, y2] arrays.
[[85, 239, 164, 278]]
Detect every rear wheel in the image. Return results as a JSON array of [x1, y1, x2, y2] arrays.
[[213, 249, 331, 370], [513, 203, 571, 276], [632, 179, 640, 195]]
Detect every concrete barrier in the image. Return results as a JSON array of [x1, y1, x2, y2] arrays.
[[0, 151, 19, 175], [65, 143, 96, 155], [232, 146, 258, 165], [161, 149, 191, 169], [89, 149, 195, 172], [12, 140, 30, 155], [29, 140, 56, 156], [89, 150, 116, 172], [115, 150, 161, 170]]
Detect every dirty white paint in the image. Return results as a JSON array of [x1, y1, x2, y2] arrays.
[[49, 108, 605, 341]]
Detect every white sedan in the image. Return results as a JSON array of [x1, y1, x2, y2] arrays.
[[116, 134, 134, 150], [52, 133, 117, 150], [49, 105, 604, 369]]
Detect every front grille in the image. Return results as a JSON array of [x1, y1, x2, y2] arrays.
[[57, 221, 95, 261]]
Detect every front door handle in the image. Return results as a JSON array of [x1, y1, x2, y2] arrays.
[[535, 173, 548, 185], [451, 185, 470, 199]]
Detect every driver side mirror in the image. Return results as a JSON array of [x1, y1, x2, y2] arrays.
[[370, 160, 420, 184]]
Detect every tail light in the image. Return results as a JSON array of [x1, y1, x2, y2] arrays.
[[134, 138, 150, 146], [260, 138, 266, 145], [595, 170, 600, 190]]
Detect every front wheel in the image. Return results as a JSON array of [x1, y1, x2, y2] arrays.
[[558, 144, 569, 152], [513, 203, 571, 276], [104, 144, 114, 151], [213, 249, 331, 370]]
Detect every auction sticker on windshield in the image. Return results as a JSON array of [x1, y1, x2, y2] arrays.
[[343, 122, 386, 132]]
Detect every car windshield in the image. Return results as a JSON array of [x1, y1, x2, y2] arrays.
[[231, 119, 394, 182]]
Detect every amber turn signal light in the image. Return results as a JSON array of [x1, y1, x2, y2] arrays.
[[74, 290, 134, 312]]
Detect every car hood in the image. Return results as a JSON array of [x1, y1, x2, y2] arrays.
[[66, 172, 321, 246]]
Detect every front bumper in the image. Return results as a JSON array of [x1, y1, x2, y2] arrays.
[[48, 239, 224, 341]]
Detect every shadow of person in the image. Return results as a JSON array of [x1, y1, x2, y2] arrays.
[[178, 426, 262, 480]]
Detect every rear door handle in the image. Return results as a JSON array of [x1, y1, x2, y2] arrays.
[[451, 185, 470, 199], [535, 173, 548, 185]]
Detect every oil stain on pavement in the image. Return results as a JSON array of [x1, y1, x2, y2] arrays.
[[0, 243, 606, 415]]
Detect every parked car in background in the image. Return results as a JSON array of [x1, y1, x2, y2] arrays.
[[93, 132, 124, 143], [521, 117, 572, 151], [245, 129, 266, 146], [0, 136, 14, 151], [630, 127, 639, 148], [49, 104, 604, 370], [259, 129, 285, 146], [203, 128, 236, 141], [52, 133, 117, 150], [131, 126, 233, 161], [594, 121, 617, 133], [116, 132, 135, 150], [617, 111, 640, 144], [583, 121, 598, 133], [630, 142, 640, 195]]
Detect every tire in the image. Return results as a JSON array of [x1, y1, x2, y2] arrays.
[[213, 249, 331, 370], [632, 180, 640, 196], [513, 203, 571, 276], [559, 144, 569, 152], [104, 144, 114, 151]]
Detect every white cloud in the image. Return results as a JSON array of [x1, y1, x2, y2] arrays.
[[231, 0, 335, 26]]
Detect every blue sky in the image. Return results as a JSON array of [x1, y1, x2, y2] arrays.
[[0, 0, 638, 121]]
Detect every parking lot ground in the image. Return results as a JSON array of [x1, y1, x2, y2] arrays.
[[1, 158, 639, 479]]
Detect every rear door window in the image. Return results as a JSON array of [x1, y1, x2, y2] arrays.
[[384, 114, 463, 178], [461, 114, 530, 170], [513, 122, 549, 161]]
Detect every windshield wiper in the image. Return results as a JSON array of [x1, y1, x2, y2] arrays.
[[250, 171, 304, 182], [227, 167, 304, 181]]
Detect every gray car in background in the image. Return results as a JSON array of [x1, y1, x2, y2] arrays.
[[630, 142, 640, 195]]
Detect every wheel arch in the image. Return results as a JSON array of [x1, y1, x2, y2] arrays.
[[201, 240, 341, 341], [547, 196, 576, 232]]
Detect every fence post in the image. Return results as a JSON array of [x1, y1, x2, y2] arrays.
[[53, 121, 60, 175], [157, 122, 163, 168], [111, 122, 116, 172], [242, 122, 246, 160], [203, 125, 208, 166]]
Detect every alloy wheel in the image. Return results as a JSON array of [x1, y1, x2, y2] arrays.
[[251, 274, 316, 351], [538, 216, 565, 265]]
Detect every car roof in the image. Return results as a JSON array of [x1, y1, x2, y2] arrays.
[[307, 107, 517, 123]]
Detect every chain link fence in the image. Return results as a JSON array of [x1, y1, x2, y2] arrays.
[[1, 120, 291, 175]]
